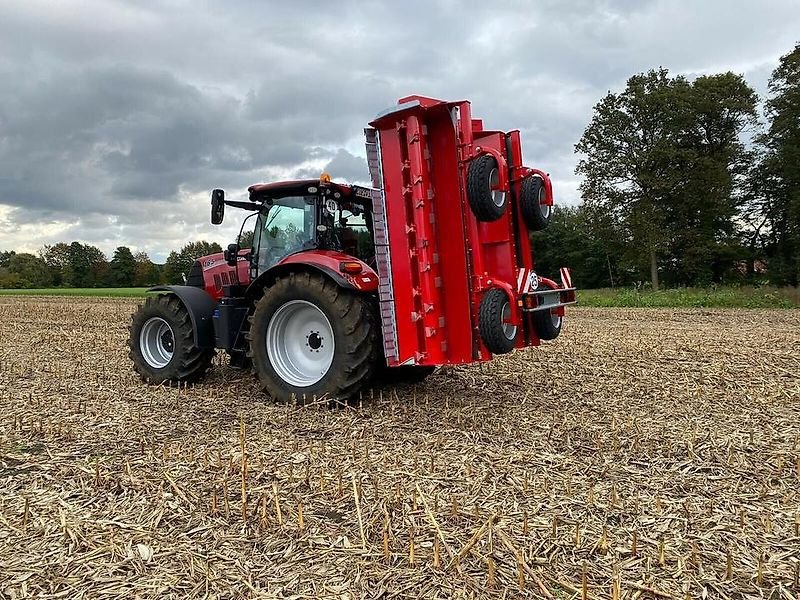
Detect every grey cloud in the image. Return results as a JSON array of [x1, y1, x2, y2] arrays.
[[1, 0, 799, 256]]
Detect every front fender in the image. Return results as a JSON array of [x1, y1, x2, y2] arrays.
[[148, 285, 217, 348]]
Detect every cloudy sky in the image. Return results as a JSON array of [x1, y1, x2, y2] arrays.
[[1, 0, 798, 261]]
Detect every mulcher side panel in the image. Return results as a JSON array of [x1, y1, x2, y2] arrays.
[[424, 106, 474, 364], [372, 123, 419, 366], [371, 101, 475, 366]]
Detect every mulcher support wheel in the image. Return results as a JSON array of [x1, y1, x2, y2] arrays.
[[128, 294, 216, 384], [467, 154, 507, 222], [247, 272, 379, 403], [520, 175, 552, 231], [531, 280, 563, 341], [478, 288, 518, 355], [532, 307, 562, 341]]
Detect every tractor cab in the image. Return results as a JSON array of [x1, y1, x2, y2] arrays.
[[246, 179, 374, 278]]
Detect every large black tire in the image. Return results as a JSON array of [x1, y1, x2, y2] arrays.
[[247, 272, 379, 403], [128, 294, 215, 384], [467, 154, 507, 222], [478, 288, 518, 355], [520, 175, 552, 231], [532, 307, 562, 341], [378, 365, 436, 386], [532, 279, 563, 341]]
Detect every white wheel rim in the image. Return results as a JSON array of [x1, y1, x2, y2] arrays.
[[139, 317, 174, 369], [538, 185, 551, 219], [489, 168, 506, 208], [501, 301, 517, 340], [551, 311, 562, 330], [266, 300, 335, 387]]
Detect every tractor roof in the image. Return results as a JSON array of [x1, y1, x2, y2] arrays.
[[248, 178, 355, 203]]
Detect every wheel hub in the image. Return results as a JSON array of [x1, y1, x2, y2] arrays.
[[489, 168, 506, 208], [139, 317, 175, 369], [501, 301, 518, 340], [160, 330, 174, 352], [266, 300, 335, 387], [306, 331, 323, 351], [538, 186, 551, 219]]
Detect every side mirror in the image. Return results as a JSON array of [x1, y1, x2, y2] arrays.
[[224, 243, 239, 266], [211, 189, 225, 225]]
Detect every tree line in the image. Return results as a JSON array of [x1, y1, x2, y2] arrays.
[[0, 241, 223, 289], [535, 42, 800, 289]]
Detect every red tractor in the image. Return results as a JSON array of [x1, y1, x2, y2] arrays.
[[128, 96, 576, 402]]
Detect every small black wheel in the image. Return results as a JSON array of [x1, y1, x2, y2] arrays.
[[532, 280, 563, 341], [520, 175, 551, 230], [247, 271, 380, 403], [378, 365, 436, 386], [129, 294, 215, 384], [533, 307, 562, 341], [467, 154, 507, 222], [478, 288, 517, 355]]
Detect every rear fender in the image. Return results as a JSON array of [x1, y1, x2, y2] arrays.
[[148, 285, 217, 348], [246, 251, 379, 300]]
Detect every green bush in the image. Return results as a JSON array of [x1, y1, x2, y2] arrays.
[[578, 286, 799, 308]]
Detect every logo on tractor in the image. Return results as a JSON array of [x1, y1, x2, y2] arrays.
[[351, 185, 374, 199], [528, 271, 539, 291]]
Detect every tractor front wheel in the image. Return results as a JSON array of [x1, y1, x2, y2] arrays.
[[248, 272, 379, 403], [128, 294, 215, 384]]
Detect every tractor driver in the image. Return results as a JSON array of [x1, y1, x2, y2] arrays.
[[338, 216, 358, 256]]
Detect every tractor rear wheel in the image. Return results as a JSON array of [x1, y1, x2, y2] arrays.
[[467, 154, 507, 222], [128, 294, 215, 384], [247, 272, 379, 403], [520, 175, 551, 230], [478, 288, 518, 355]]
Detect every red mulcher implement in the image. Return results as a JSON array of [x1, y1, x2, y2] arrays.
[[128, 96, 577, 402]]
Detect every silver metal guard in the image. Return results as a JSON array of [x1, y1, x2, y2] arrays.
[[522, 287, 578, 312], [364, 128, 399, 364]]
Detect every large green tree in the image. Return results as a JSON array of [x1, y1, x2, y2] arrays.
[[161, 241, 222, 284], [0, 251, 14, 268], [162, 251, 183, 285], [533, 204, 626, 289], [133, 251, 160, 286], [0, 253, 52, 288], [759, 42, 800, 285], [667, 73, 758, 284], [575, 68, 757, 288], [576, 69, 694, 288], [66, 242, 108, 287], [40, 242, 72, 286], [110, 246, 136, 287]]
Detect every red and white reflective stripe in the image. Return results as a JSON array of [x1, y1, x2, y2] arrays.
[[560, 267, 573, 289], [516, 268, 528, 294]]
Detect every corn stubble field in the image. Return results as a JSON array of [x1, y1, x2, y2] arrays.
[[0, 297, 798, 599]]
